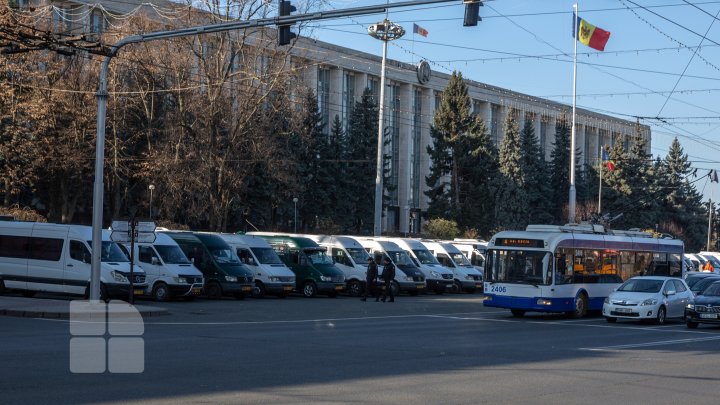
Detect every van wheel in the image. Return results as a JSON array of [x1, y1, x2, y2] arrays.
[[252, 282, 266, 298], [390, 281, 400, 297], [567, 293, 587, 318], [152, 283, 170, 302], [302, 281, 317, 298], [347, 280, 362, 297], [84, 284, 108, 302], [453, 280, 463, 293], [205, 282, 223, 299]]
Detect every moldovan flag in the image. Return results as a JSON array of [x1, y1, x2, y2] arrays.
[[413, 23, 428, 38], [602, 149, 615, 171], [573, 13, 611, 51]]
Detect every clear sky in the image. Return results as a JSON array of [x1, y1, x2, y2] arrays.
[[307, 0, 720, 201]]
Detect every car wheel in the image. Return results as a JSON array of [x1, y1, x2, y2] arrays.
[[390, 281, 400, 297], [303, 281, 317, 298], [252, 281, 266, 298], [568, 293, 587, 318], [511, 309, 525, 317], [347, 280, 362, 297], [205, 282, 223, 299], [605, 317, 617, 323], [686, 320, 699, 329], [655, 306, 666, 325], [152, 283, 170, 302]]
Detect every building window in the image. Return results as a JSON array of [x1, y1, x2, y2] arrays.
[[411, 87, 422, 208], [540, 117, 548, 159], [491, 104, 501, 144], [342, 72, 355, 131], [317, 68, 330, 131], [89, 9, 105, 34], [367, 76, 379, 103], [385, 84, 400, 206]]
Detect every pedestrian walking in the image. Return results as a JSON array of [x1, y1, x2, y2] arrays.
[[378, 257, 396, 302], [361, 257, 378, 301]]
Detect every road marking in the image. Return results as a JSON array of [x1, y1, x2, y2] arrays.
[[580, 335, 720, 351]]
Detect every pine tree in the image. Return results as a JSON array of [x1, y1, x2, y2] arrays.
[[345, 89, 378, 234], [520, 118, 554, 224], [549, 115, 571, 223], [496, 110, 527, 230]]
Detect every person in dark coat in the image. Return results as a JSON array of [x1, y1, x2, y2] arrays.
[[361, 257, 378, 301], [378, 257, 396, 302]]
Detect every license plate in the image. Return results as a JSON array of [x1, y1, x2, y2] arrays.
[[191, 287, 202, 294], [417, 285, 425, 289], [615, 307, 631, 313], [335, 285, 343, 290], [700, 313, 717, 319], [475, 284, 483, 288], [284, 286, 293, 291], [242, 286, 252, 292], [133, 289, 144, 296]]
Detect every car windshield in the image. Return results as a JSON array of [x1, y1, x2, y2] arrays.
[[450, 252, 472, 266], [412, 249, 440, 265], [485, 249, 552, 286], [617, 279, 663, 293], [154, 245, 191, 264], [386, 250, 416, 267], [250, 247, 283, 264], [208, 246, 241, 264], [88, 241, 129, 262], [691, 277, 720, 293], [702, 282, 720, 296], [305, 249, 334, 265], [346, 247, 370, 266]]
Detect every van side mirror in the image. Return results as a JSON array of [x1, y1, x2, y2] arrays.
[[151, 257, 160, 265], [83, 252, 91, 264]]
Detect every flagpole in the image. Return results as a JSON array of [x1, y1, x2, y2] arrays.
[[598, 146, 602, 214], [708, 171, 714, 251], [569, 3, 579, 223]]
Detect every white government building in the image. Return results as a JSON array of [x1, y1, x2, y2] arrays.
[[12, 0, 650, 233]]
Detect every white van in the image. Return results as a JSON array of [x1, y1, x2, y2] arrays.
[[348, 237, 426, 296], [450, 238, 487, 273], [0, 221, 146, 300], [122, 232, 204, 301], [304, 235, 370, 297], [217, 234, 296, 298], [422, 240, 483, 293], [375, 237, 454, 294]]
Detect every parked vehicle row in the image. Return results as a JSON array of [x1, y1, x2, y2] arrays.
[[0, 221, 487, 302]]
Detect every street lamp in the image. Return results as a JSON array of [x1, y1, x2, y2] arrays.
[[368, 18, 405, 237], [293, 197, 298, 233], [148, 184, 155, 220]]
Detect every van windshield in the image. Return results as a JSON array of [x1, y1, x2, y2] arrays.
[[155, 245, 191, 264], [412, 249, 440, 265], [250, 247, 283, 264], [346, 247, 370, 266], [208, 246, 241, 264], [387, 250, 415, 267], [450, 252, 472, 266], [305, 249, 334, 265], [88, 241, 129, 262]]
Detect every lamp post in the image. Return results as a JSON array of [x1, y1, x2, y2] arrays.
[[148, 184, 155, 220], [368, 18, 405, 236], [293, 197, 298, 233]]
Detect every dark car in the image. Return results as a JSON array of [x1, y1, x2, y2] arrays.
[[685, 281, 720, 328], [685, 272, 719, 289], [689, 276, 720, 296]]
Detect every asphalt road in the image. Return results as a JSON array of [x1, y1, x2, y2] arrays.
[[2, 293, 720, 404]]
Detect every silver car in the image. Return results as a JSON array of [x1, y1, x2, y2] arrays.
[[602, 276, 693, 324]]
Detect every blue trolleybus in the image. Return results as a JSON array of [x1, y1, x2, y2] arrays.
[[483, 224, 684, 318]]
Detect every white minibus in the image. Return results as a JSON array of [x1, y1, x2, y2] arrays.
[[304, 235, 370, 297], [122, 232, 204, 301], [0, 221, 146, 300], [347, 237, 426, 297], [217, 234, 296, 298], [375, 237, 454, 294], [422, 240, 484, 293]]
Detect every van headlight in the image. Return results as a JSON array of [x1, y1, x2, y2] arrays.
[[225, 276, 238, 282], [110, 271, 128, 283], [465, 275, 474, 280], [604, 297, 609, 304], [430, 271, 440, 279], [641, 298, 658, 306], [173, 277, 188, 284], [320, 275, 331, 282], [268, 276, 279, 282]]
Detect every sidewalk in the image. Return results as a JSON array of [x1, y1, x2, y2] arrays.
[[0, 296, 168, 319]]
